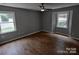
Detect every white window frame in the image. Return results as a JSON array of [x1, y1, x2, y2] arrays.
[[0, 11, 16, 34], [56, 11, 69, 29]]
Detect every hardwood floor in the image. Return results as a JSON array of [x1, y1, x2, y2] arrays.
[[0, 31, 79, 55]]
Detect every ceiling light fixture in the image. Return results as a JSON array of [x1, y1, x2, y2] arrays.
[[41, 8, 45, 11], [40, 3, 45, 12]]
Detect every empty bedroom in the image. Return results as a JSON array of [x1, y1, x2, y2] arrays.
[[0, 3, 79, 55]]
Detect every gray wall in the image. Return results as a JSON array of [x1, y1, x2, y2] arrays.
[[0, 5, 42, 43], [42, 10, 52, 32], [1, 4, 79, 44], [42, 5, 79, 38]]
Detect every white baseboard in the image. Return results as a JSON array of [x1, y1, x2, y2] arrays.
[[42, 30, 53, 33], [1, 30, 79, 45], [0, 31, 41, 45], [45, 31, 79, 40]]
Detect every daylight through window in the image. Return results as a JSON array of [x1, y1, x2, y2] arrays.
[[56, 13, 68, 28], [0, 12, 16, 34]]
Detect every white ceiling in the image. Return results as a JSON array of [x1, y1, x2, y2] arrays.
[[0, 3, 79, 11]]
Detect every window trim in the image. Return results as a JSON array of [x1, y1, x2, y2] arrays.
[[56, 11, 69, 29], [0, 11, 16, 34]]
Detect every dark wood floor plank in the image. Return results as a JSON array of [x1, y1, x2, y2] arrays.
[[0, 31, 79, 55]]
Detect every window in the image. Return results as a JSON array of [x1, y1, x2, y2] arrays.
[[0, 11, 16, 34], [56, 12, 68, 28]]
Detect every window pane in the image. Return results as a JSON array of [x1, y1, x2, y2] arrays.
[[57, 13, 68, 28], [0, 13, 14, 23], [0, 12, 16, 34], [1, 23, 15, 34]]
